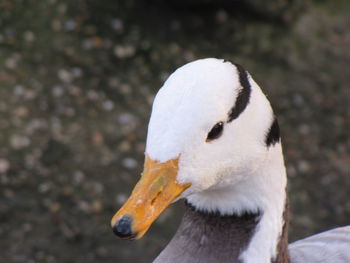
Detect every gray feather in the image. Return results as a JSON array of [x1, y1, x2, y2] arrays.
[[289, 226, 350, 263], [153, 202, 260, 263]]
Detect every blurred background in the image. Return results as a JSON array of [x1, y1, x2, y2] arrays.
[[0, 0, 350, 262]]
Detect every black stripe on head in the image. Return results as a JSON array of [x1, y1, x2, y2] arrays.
[[265, 117, 280, 147], [227, 63, 251, 122]]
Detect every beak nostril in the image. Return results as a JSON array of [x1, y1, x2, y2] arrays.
[[112, 215, 135, 239], [151, 191, 162, 206]]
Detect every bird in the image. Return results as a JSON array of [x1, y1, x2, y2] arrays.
[[110, 58, 350, 263]]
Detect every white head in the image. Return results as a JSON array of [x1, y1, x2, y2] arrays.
[[112, 58, 287, 262], [146, 58, 279, 208]]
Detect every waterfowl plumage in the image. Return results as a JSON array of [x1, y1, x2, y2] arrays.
[[111, 58, 350, 263]]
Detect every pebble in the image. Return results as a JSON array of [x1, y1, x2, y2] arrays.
[[10, 135, 30, 149], [50, 202, 61, 213], [216, 10, 228, 22], [113, 45, 136, 58], [4, 189, 14, 199], [122, 157, 138, 169], [78, 200, 90, 212], [24, 31, 35, 42], [87, 90, 99, 100], [117, 112, 136, 126], [58, 69, 73, 83], [73, 171, 85, 184], [5, 57, 17, 69], [102, 100, 114, 111], [0, 159, 10, 173], [72, 67, 83, 78], [13, 106, 29, 118], [52, 19, 62, 31], [108, 77, 119, 88], [38, 182, 52, 193], [91, 200, 102, 213], [116, 193, 127, 205], [118, 141, 131, 152], [91, 132, 104, 145], [111, 18, 124, 32], [14, 85, 25, 96], [65, 20, 76, 31], [96, 246, 108, 257], [52, 85, 64, 97], [297, 160, 310, 173]]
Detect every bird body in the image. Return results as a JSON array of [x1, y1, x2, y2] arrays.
[[289, 226, 350, 263], [111, 58, 350, 263]]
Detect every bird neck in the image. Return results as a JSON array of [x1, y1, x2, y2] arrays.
[[156, 144, 290, 263], [154, 201, 262, 263], [237, 144, 290, 263]]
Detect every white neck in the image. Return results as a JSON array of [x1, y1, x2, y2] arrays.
[[186, 143, 288, 263]]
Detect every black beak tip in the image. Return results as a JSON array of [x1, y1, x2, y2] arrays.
[[112, 215, 136, 239]]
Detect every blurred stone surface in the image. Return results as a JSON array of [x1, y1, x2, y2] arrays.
[[0, 0, 349, 262]]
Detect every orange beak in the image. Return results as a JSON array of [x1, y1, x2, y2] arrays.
[[111, 155, 191, 240]]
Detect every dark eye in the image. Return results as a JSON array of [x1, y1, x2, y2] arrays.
[[206, 121, 224, 142]]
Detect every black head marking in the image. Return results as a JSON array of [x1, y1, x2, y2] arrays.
[[227, 63, 251, 122], [265, 117, 280, 147]]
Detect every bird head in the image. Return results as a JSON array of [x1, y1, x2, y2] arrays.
[[111, 58, 278, 239]]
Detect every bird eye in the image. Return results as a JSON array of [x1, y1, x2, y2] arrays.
[[206, 121, 224, 142]]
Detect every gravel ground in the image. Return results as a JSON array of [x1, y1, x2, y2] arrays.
[[0, 1, 349, 262]]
